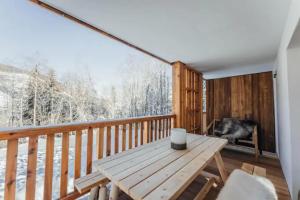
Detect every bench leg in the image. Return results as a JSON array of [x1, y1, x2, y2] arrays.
[[98, 186, 106, 200], [109, 183, 119, 200], [214, 151, 228, 183], [89, 187, 99, 200]]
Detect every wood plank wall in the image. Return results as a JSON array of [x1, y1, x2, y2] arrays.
[[172, 61, 203, 133], [206, 72, 275, 152]]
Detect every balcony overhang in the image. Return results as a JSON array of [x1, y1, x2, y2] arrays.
[[32, 0, 291, 74]]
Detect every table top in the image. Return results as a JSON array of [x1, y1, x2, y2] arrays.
[[94, 134, 227, 200]]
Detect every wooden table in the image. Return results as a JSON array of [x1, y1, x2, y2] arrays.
[[94, 134, 228, 200]]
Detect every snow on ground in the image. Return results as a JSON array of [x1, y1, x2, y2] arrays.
[[0, 127, 142, 199]]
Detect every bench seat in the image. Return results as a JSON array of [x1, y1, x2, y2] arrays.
[[74, 171, 109, 193]]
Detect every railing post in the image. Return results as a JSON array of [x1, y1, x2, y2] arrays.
[[4, 139, 18, 200], [143, 121, 149, 144]]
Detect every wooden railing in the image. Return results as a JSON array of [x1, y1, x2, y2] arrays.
[[0, 114, 176, 200]]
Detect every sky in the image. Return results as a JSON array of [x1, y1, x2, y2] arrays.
[[0, 0, 166, 93]]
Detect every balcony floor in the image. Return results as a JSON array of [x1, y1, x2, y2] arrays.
[[118, 149, 290, 200]]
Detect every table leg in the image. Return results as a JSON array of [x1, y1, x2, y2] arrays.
[[109, 183, 119, 200], [214, 151, 228, 183]]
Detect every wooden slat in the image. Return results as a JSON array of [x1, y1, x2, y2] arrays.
[[140, 122, 144, 145], [26, 136, 38, 200], [118, 137, 208, 192], [253, 166, 266, 177], [115, 125, 119, 154], [106, 126, 111, 156], [142, 140, 226, 200], [134, 123, 138, 147], [200, 171, 221, 183], [94, 137, 171, 167], [241, 162, 254, 174], [106, 142, 172, 178], [99, 139, 171, 171], [106, 135, 199, 180], [128, 123, 133, 149], [129, 138, 216, 199], [143, 121, 149, 144], [193, 177, 215, 200], [86, 128, 93, 174], [158, 119, 162, 139], [162, 119, 165, 138], [154, 120, 157, 141], [149, 121, 153, 142], [74, 130, 82, 180], [60, 132, 69, 198], [165, 118, 169, 137], [44, 134, 54, 200], [4, 139, 18, 200], [122, 124, 126, 151], [74, 171, 109, 193], [97, 127, 104, 159]]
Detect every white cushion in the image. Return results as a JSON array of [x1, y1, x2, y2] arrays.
[[217, 169, 277, 200]]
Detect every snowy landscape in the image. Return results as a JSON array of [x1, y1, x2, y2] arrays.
[[0, 60, 171, 199]]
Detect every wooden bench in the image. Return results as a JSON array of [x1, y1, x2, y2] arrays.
[[74, 171, 109, 200]]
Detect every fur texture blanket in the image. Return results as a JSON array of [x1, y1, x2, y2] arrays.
[[217, 169, 277, 200], [214, 118, 256, 143]]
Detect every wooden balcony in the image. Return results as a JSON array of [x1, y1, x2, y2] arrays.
[[0, 113, 291, 200]]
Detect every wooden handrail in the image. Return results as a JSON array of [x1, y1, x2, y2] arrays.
[[1, 114, 176, 200], [0, 114, 176, 140]]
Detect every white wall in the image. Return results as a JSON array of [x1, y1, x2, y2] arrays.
[[276, 0, 300, 199], [287, 47, 300, 200]]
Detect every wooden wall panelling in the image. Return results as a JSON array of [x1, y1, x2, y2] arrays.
[[258, 73, 275, 151], [206, 72, 275, 152]]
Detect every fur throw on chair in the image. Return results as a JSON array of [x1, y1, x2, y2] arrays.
[[214, 118, 256, 144]]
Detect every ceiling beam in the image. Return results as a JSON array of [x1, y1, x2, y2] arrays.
[[30, 0, 171, 65]]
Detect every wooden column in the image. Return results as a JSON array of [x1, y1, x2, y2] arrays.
[[172, 61, 203, 133], [172, 61, 185, 129]]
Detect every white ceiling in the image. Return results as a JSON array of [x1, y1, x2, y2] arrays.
[[40, 0, 291, 72]]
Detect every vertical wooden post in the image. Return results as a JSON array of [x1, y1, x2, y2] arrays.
[[74, 130, 82, 180], [172, 61, 203, 133], [86, 128, 93, 174], [106, 126, 111, 156], [97, 127, 104, 159], [172, 61, 185, 128], [4, 139, 18, 200], [60, 132, 69, 198], [143, 121, 149, 144], [134, 123, 138, 147], [122, 124, 126, 151], [26, 136, 38, 200], [128, 123, 133, 149], [115, 125, 119, 154], [44, 134, 54, 200]]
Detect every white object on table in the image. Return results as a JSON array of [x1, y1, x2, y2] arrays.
[[170, 128, 187, 144]]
